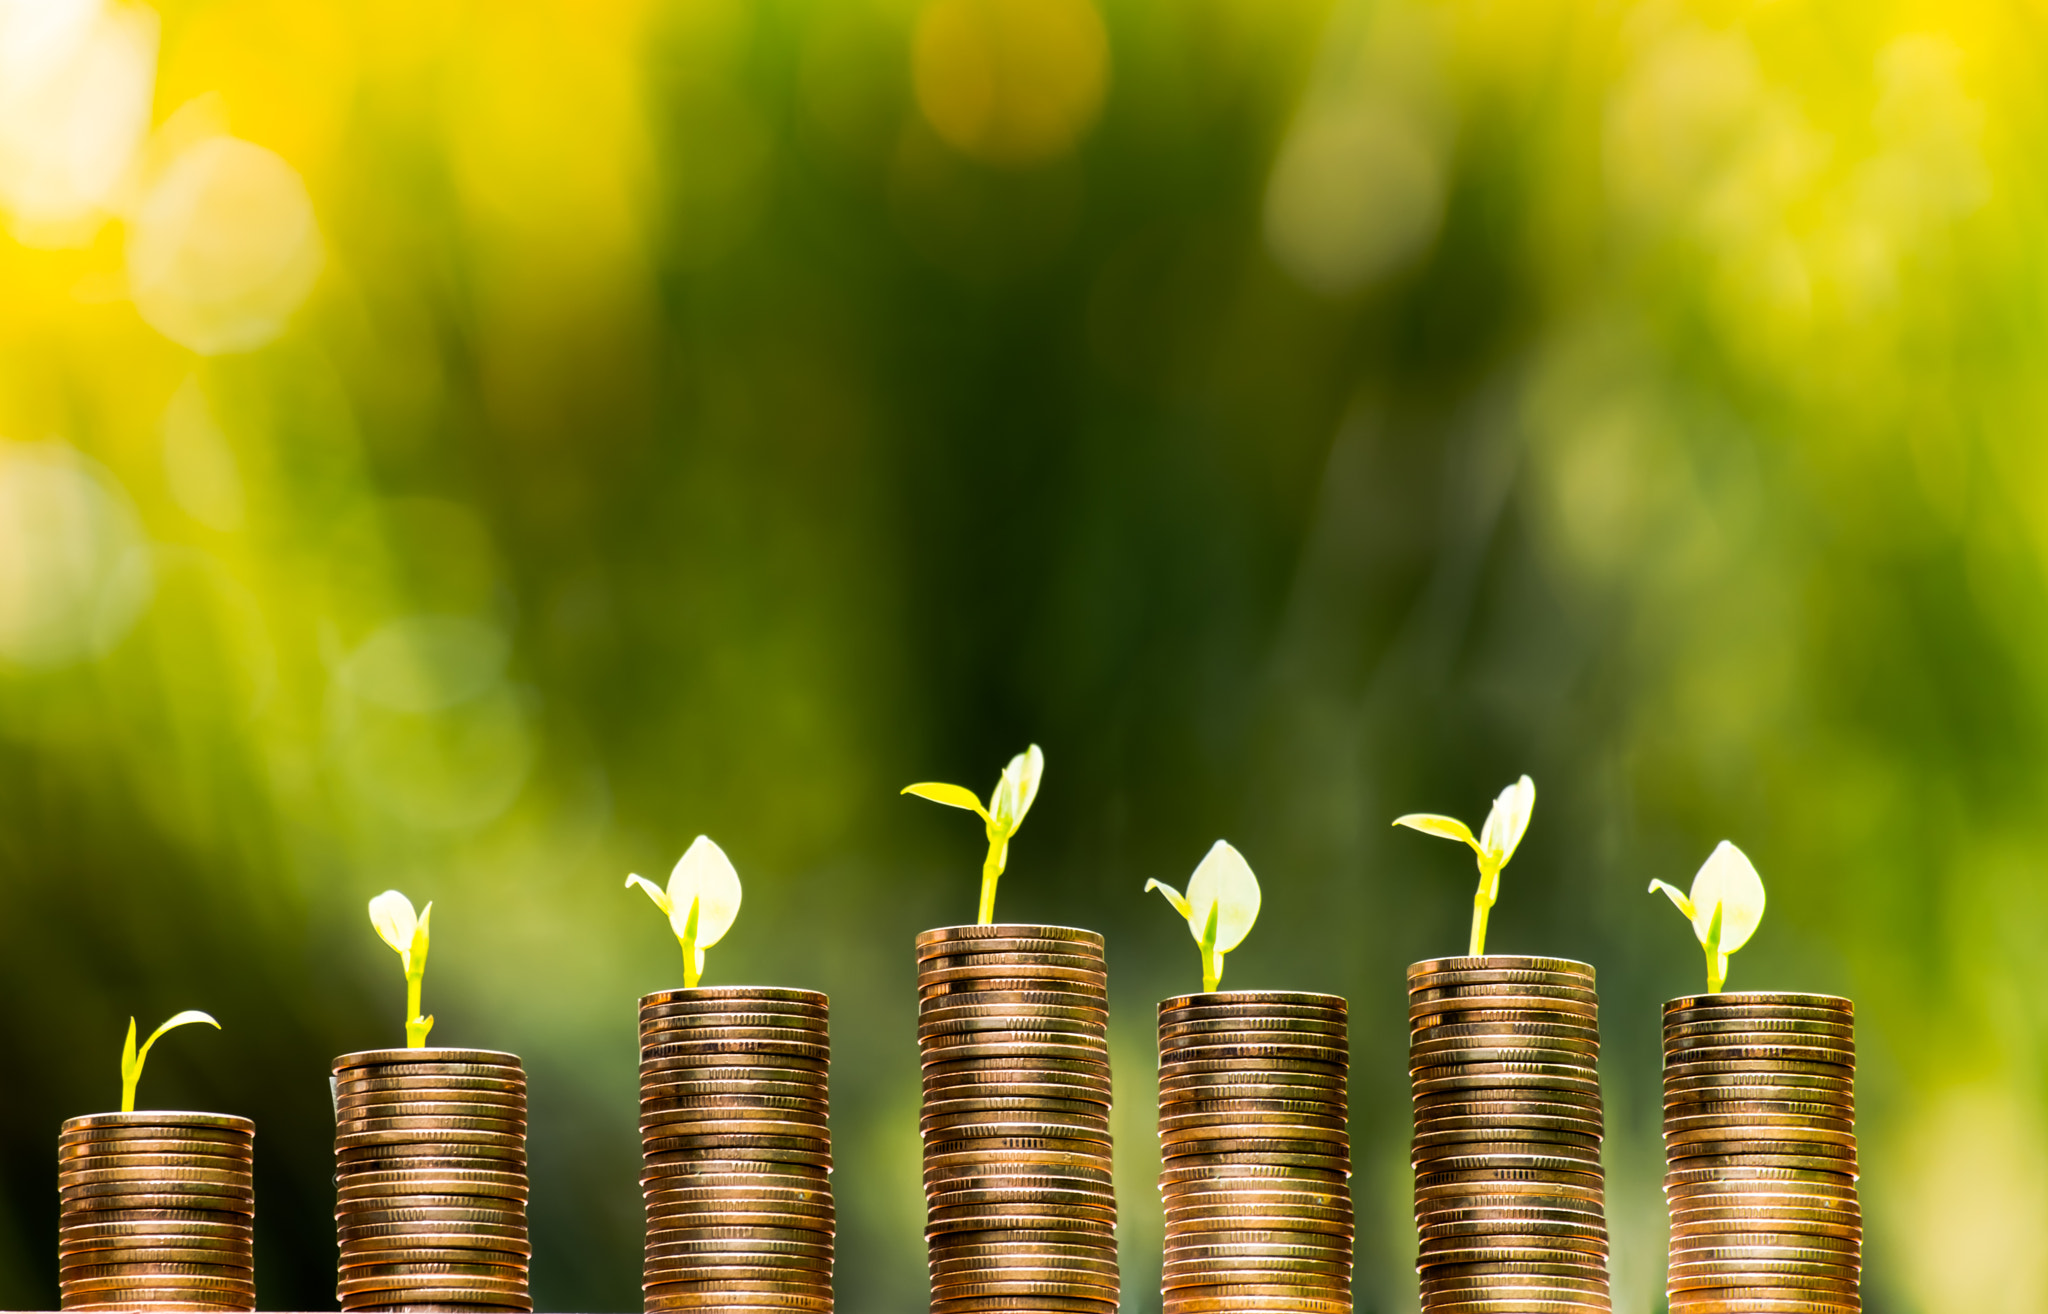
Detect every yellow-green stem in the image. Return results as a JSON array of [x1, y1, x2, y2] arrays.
[[977, 850, 1000, 926], [681, 898, 703, 989], [403, 972, 430, 1047], [1200, 903, 1222, 993], [1468, 892, 1491, 957], [1703, 901, 1726, 993]]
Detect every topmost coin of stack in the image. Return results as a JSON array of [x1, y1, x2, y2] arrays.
[[1662, 992, 1859, 1314], [917, 923, 1118, 1314], [59, 1111, 257, 1313], [1408, 956, 1611, 1314], [332, 1047, 531, 1314]]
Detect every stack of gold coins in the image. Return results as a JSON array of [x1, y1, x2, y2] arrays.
[[917, 924, 1117, 1314], [1408, 956, 1610, 1314], [1663, 993, 1859, 1314], [639, 987, 835, 1314], [1156, 991, 1353, 1314], [58, 1112, 256, 1312], [332, 1048, 531, 1312]]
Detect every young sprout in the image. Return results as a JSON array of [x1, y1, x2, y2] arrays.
[[369, 890, 434, 1048], [1393, 775, 1535, 957], [627, 835, 743, 990], [902, 744, 1045, 926], [1145, 840, 1262, 993], [119, 1011, 219, 1112], [1650, 840, 1766, 993]]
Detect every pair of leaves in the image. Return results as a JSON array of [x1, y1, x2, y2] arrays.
[[1146, 840, 1261, 992], [1393, 775, 1535, 956], [627, 835, 743, 986], [119, 1011, 219, 1113], [1650, 840, 1767, 991], [903, 744, 1045, 869], [369, 890, 434, 1047], [1393, 775, 1536, 887], [369, 890, 433, 977], [902, 744, 1044, 924]]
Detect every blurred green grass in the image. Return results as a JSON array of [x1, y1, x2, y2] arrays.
[[4, 0, 2047, 1310]]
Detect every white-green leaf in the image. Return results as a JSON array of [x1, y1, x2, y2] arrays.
[[1184, 840, 1261, 954], [989, 744, 1044, 834], [369, 890, 418, 970], [1478, 775, 1535, 868], [1392, 813, 1479, 848], [151, 1010, 220, 1042], [1689, 840, 1765, 955], [1647, 878, 1696, 920], [901, 782, 991, 818], [625, 873, 673, 916], [1144, 878, 1192, 921], [667, 835, 743, 950]]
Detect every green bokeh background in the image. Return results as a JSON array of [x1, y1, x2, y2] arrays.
[[3, 0, 2044, 1311]]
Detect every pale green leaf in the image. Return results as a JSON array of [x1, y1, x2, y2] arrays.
[[990, 744, 1044, 834], [368, 890, 418, 968], [1478, 775, 1535, 868], [1647, 878, 1696, 921], [1392, 814, 1480, 850], [149, 1010, 220, 1044], [625, 873, 672, 916], [902, 782, 991, 819], [1689, 840, 1765, 955], [1184, 839, 1261, 953], [667, 835, 743, 950], [1144, 878, 1192, 921]]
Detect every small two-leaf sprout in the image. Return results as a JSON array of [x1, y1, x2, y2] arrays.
[[902, 744, 1044, 926], [627, 835, 742, 990], [119, 1011, 219, 1113], [1650, 840, 1766, 993], [369, 890, 434, 1048], [1393, 775, 1536, 958], [1146, 840, 1261, 993]]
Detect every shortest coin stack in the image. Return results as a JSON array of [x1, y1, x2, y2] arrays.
[[1409, 956, 1611, 1314], [639, 987, 836, 1314], [59, 1111, 256, 1312], [333, 1048, 531, 1313], [1158, 991, 1354, 1314], [1663, 992, 1860, 1314]]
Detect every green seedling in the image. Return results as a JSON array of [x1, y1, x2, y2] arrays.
[[1650, 840, 1766, 993], [1145, 840, 1261, 992], [119, 1011, 219, 1112], [627, 835, 743, 990], [902, 744, 1045, 925], [369, 890, 434, 1047], [1393, 774, 1536, 957]]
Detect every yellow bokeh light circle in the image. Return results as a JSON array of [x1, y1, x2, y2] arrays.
[[911, 0, 1109, 168], [127, 135, 324, 355]]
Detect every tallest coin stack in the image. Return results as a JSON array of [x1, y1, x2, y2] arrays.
[[1408, 956, 1611, 1314], [917, 924, 1119, 1314]]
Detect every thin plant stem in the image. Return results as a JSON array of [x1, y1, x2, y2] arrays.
[[681, 898, 702, 990], [977, 851, 1000, 926]]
